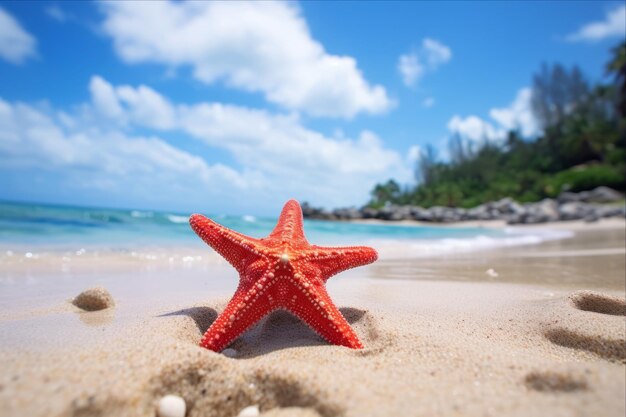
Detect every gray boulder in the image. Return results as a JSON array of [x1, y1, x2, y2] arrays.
[[332, 207, 362, 220], [557, 191, 582, 204], [509, 199, 559, 224], [361, 207, 379, 219], [558, 202, 589, 221], [583, 186, 624, 203], [378, 205, 411, 221]]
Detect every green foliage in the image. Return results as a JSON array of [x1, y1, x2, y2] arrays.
[[369, 179, 402, 208], [368, 43, 626, 209], [544, 164, 626, 194]]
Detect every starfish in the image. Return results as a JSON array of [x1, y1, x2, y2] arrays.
[[189, 199, 378, 352]]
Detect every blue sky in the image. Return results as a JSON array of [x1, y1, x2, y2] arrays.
[[0, 1, 624, 216]]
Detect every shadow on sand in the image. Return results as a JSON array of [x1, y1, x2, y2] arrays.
[[158, 305, 370, 357]]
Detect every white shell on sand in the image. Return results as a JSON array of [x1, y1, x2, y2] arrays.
[[157, 395, 186, 417], [486, 268, 499, 277], [237, 405, 260, 417], [222, 348, 238, 358]]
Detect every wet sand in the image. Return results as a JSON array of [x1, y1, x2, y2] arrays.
[[0, 221, 624, 417]]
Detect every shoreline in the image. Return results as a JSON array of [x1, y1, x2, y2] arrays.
[[0, 218, 623, 277]]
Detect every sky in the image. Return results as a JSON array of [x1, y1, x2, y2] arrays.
[[0, 1, 624, 216]]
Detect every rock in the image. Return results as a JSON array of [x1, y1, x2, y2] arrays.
[[396, 205, 413, 220], [467, 204, 493, 221], [412, 207, 433, 221], [558, 202, 587, 221], [301, 201, 313, 217], [378, 205, 411, 221], [361, 207, 379, 219], [491, 197, 517, 214], [301, 202, 336, 220], [332, 207, 362, 220], [502, 202, 527, 223], [428, 206, 463, 223], [524, 199, 559, 224], [157, 395, 186, 417], [506, 215, 523, 225], [583, 186, 624, 203], [557, 191, 581, 204], [237, 405, 260, 417], [509, 201, 526, 215], [304, 188, 624, 225], [72, 286, 115, 311], [597, 205, 626, 218], [222, 348, 238, 358]]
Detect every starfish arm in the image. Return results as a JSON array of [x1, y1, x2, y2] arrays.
[[189, 214, 261, 272], [268, 199, 307, 243], [288, 284, 363, 349], [305, 246, 378, 281], [200, 285, 274, 352]]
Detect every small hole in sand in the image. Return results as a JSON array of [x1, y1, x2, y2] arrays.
[[545, 328, 626, 362], [525, 371, 588, 392], [570, 291, 626, 316]]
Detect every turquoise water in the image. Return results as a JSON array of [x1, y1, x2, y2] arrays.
[[0, 200, 506, 249]]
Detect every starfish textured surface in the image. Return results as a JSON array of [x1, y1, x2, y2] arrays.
[[189, 199, 378, 352]]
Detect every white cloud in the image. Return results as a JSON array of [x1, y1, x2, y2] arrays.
[[116, 84, 177, 130], [91, 77, 410, 206], [447, 87, 539, 142], [447, 115, 502, 142], [0, 7, 36, 64], [567, 5, 626, 42], [489, 88, 538, 138], [89, 75, 124, 120], [422, 38, 452, 67], [98, 1, 391, 119], [422, 97, 435, 108], [0, 98, 248, 198], [406, 145, 422, 163], [1, 76, 409, 212], [398, 38, 452, 87], [46, 5, 68, 22], [90, 76, 177, 130], [398, 53, 424, 87]]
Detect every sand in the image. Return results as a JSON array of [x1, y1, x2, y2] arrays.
[[0, 221, 624, 417]]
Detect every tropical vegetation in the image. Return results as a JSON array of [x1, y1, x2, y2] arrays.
[[369, 42, 626, 209]]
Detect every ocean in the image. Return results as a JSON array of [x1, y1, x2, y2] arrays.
[[0, 200, 571, 260]]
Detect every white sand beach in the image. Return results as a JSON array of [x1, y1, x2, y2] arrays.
[[0, 220, 624, 417]]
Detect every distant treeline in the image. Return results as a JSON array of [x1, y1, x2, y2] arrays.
[[369, 42, 626, 209]]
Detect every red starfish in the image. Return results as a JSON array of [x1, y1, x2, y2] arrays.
[[189, 200, 378, 352]]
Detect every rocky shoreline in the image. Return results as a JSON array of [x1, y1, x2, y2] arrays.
[[303, 186, 626, 225]]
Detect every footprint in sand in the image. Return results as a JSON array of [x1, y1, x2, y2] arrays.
[[569, 290, 626, 316], [524, 370, 588, 392], [543, 291, 626, 363], [153, 363, 341, 417]]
